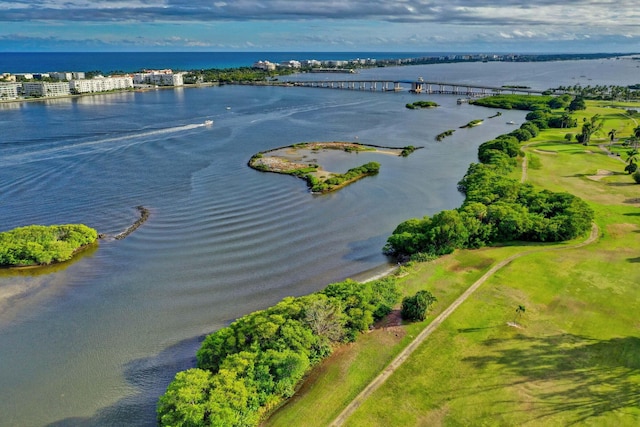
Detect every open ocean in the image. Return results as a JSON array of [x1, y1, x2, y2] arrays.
[[1, 54, 639, 426]]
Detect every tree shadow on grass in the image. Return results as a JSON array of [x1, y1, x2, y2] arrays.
[[607, 182, 637, 187], [457, 325, 502, 333], [627, 257, 640, 263], [462, 334, 640, 425]]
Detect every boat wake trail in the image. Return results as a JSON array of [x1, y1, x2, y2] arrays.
[[1, 123, 205, 166]]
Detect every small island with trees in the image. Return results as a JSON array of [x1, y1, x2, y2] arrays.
[[0, 224, 98, 267], [405, 101, 439, 109], [249, 142, 419, 193], [436, 129, 456, 141], [460, 119, 484, 128]]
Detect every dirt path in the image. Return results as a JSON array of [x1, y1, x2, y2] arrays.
[[329, 223, 598, 426], [329, 145, 600, 426]]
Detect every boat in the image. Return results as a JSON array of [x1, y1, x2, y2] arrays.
[[506, 120, 515, 125], [226, 106, 231, 110], [204, 120, 213, 126]]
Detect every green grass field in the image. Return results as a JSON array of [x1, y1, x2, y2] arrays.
[[263, 101, 640, 427]]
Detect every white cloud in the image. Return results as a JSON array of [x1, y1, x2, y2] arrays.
[[1, 1, 639, 52]]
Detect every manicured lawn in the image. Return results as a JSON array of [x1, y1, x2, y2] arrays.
[[263, 101, 640, 427]]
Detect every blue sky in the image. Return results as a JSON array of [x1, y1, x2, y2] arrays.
[[1, 0, 639, 52]]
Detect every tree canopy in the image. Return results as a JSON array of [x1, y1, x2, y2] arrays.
[[159, 277, 400, 426], [0, 224, 98, 266], [385, 97, 594, 259]]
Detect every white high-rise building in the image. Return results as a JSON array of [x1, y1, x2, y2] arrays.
[[0, 82, 20, 100], [70, 76, 134, 94], [132, 70, 184, 86], [22, 82, 70, 97]]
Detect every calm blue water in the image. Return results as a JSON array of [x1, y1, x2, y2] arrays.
[[0, 51, 427, 73], [0, 56, 638, 426]]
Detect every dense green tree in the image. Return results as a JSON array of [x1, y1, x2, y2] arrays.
[[525, 110, 549, 122], [459, 164, 521, 205], [509, 128, 533, 142], [486, 202, 532, 241], [547, 113, 577, 129], [548, 94, 572, 109], [576, 114, 603, 145], [401, 290, 437, 321], [303, 296, 345, 343], [568, 96, 587, 111], [0, 224, 98, 266], [422, 210, 470, 255], [164, 277, 400, 426], [520, 122, 539, 137], [477, 136, 521, 163], [625, 149, 638, 174], [157, 368, 213, 427]]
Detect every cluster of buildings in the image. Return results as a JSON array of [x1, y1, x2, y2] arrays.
[[0, 69, 185, 100], [251, 54, 536, 72], [252, 58, 378, 71]]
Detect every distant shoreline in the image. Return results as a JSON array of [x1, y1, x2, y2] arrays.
[[2, 52, 635, 106], [0, 82, 219, 105]]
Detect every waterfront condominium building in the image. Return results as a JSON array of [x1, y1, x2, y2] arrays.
[[70, 76, 134, 94], [132, 70, 184, 86], [0, 82, 20, 100], [22, 81, 71, 97]]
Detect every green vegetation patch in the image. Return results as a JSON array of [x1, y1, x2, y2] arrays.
[[305, 162, 380, 193], [0, 224, 98, 267], [471, 94, 556, 110], [157, 277, 400, 426], [269, 99, 640, 427], [435, 129, 455, 141], [249, 142, 419, 194], [406, 101, 439, 109], [460, 119, 483, 128]]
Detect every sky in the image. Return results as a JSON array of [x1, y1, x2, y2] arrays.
[[0, 0, 639, 53]]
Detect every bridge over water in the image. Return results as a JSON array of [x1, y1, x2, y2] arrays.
[[248, 79, 546, 97]]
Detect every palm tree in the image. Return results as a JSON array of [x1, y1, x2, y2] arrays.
[[579, 114, 603, 145], [633, 126, 640, 150], [608, 129, 618, 150], [625, 149, 639, 174], [513, 305, 526, 324]]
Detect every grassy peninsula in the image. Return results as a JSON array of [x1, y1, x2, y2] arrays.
[[158, 94, 640, 426], [263, 97, 640, 426], [0, 224, 98, 267]]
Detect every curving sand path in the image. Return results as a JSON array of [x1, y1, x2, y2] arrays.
[[329, 143, 600, 426]]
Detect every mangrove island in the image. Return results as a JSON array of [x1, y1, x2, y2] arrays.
[[0, 224, 98, 267], [249, 142, 419, 193]]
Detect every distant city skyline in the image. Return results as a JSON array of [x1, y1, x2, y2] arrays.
[[0, 1, 639, 53]]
